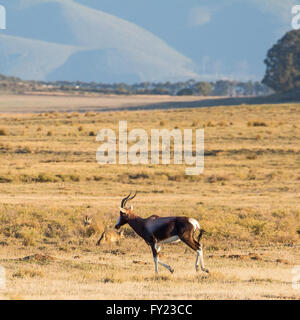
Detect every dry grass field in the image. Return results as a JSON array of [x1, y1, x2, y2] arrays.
[[0, 93, 212, 113], [0, 97, 299, 300]]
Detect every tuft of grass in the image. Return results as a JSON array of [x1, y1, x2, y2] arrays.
[[0, 176, 13, 183], [247, 121, 267, 127], [248, 277, 273, 283], [146, 275, 172, 282], [15, 146, 32, 154], [0, 128, 8, 136], [255, 134, 261, 140], [206, 120, 215, 127], [218, 120, 228, 127], [36, 173, 56, 183], [12, 268, 45, 279], [246, 152, 258, 160], [69, 174, 80, 182], [206, 174, 229, 183], [249, 221, 267, 236], [16, 227, 39, 246], [129, 172, 149, 180], [206, 245, 219, 252]]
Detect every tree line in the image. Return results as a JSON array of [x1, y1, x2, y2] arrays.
[[0, 77, 271, 97], [1, 29, 299, 97]]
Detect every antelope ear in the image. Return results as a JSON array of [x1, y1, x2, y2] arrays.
[[130, 205, 134, 211], [120, 207, 127, 214], [84, 215, 92, 223]]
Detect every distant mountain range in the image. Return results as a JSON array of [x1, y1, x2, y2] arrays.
[[0, 0, 198, 83]]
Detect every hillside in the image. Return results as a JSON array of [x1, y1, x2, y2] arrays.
[[0, 0, 198, 83]]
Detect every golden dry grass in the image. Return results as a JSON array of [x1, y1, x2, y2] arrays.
[[0, 98, 299, 299]]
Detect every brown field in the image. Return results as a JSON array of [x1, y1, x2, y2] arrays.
[[0, 96, 299, 300], [0, 93, 215, 113]]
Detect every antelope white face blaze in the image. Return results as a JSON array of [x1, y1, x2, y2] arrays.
[[115, 216, 121, 228]]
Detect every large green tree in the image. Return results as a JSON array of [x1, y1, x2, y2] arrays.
[[262, 30, 300, 92], [212, 80, 231, 96], [195, 81, 212, 96]]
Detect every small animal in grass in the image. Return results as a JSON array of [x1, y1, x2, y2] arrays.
[[96, 229, 124, 246], [82, 215, 104, 237], [83, 216, 124, 245]]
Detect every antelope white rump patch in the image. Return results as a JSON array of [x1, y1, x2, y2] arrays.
[[188, 218, 200, 231]]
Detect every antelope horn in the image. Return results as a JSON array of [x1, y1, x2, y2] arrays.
[[128, 191, 137, 202], [121, 192, 131, 208]]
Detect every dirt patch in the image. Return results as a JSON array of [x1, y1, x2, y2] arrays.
[[18, 254, 55, 262], [133, 260, 148, 265], [210, 253, 264, 261], [248, 253, 263, 261], [210, 253, 291, 265], [103, 249, 125, 256], [275, 258, 290, 265]]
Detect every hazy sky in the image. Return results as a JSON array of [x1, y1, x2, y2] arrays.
[[75, 0, 297, 80]]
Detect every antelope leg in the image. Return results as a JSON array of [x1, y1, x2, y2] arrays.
[[151, 243, 159, 274], [196, 246, 209, 273], [155, 243, 173, 273], [158, 260, 174, 273], [153, 256, 158, 274]]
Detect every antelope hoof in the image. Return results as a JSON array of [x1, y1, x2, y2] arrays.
[[202, 268, 209, 273], [169, 268, 174, 274]]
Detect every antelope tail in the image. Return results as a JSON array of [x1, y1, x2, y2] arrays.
[[197, 228, 207, 244]]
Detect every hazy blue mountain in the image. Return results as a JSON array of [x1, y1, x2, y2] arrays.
[[48, 48, 149, 83], [0, 0, 198, 82], [74, 0, 295, 81], [0, 0, 295, 82], [0, 33, 78, 80]]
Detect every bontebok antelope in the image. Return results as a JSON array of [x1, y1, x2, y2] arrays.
[[115, 192, 209, 274]]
